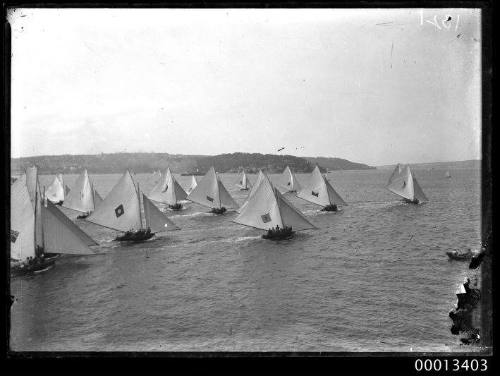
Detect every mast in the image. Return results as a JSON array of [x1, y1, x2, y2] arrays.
[[137, 182, 143, 230]]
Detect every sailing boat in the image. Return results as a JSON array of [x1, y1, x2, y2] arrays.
[[445, 170, 452, 179], [62, 169, 103, 219], [187, 167, 237, 214], [187, 175, 198, 194], [11, 170, 97, 276], [280, 166, 302, 193], [45, 173, 65, 205], [234, 171, 316, 240], [386, 164, 428, 204], [236, 170, 252, 191], [148, 168, 187, 210], [86, 170, 179, 242], [237, 170, 266, 214], [297, 166, 347, 211]]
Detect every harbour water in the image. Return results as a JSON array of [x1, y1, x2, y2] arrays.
[[10, 167, 481, 351]]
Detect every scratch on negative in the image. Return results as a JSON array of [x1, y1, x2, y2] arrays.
[[390, 42, 394, 68]]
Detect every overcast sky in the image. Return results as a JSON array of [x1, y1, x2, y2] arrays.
[[8, 8, 481, 165]]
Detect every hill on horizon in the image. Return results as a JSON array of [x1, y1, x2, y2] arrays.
[[10, 152, 374, 175]]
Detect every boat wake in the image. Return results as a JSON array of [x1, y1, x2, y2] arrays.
[[234, 235, 262, 242], [170, 211, 211, 218], [33, 265, 54, 274]]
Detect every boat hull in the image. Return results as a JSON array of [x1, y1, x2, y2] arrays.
[[321, 204, 338, 212], [262, 227, 295, 241], [11, 258, 56, 276], [446, 251, 474, 261], [210, 207, 227, 215], [115, 229, 155, 242]]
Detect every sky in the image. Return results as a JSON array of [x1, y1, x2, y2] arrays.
[[8, 8, 481, 166]]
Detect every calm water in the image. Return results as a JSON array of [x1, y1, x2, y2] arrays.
[[10, 168, 482, 351]]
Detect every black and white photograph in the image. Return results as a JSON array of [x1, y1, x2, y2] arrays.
[[6, 5, 491, 361]]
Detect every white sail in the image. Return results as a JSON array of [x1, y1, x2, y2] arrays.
[[25, 166, 43, 249], [234, 172, 315, 231], [10, 175, 36, 261], [412, 175, 428, 202], [297, 166, 347, 207], [93, 185, 104, 208], [275, 188, 316, 231], [281, 166, 302, 193], [87, 171, 142, 232], [45, 175, 65, 203], [41, 200, 97, 254], [386, 164, 414, 200], [187, 167, 237, 209], [234, 172, 283, 230], [142, 194, 180, 233], [237, 170, 265, 213], [236, 171, 252, 190], [187, 175, 198, 193], [445, 171, 451, 178], [148, 168, 187, 205], [63, 170, 96, 213]]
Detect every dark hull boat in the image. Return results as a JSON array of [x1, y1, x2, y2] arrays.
[[168, 203, 183, 211], [262, 226, 295, 241], [403, 198, 420, 205], [446, 250, 475, 261], [77, 212, 90, 219], [115, 228, 155, 242], [11, 257, 56, 276], [210, 207, 227, 215], [321, 204, 338, 212]]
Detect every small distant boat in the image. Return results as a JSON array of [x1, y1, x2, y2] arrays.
[[297, 166, 347, 211], [148, 168, 187, 210], [446, 249, 478, 261], [234, 171, 316, 240], [386, 164, 428, 204], [187, 175, 198, 194], [62, 169, 104, 219], [445, 171, 452, 179], [187, 167, 237, 214], [45, 173, 65, 205], [86, 170, 179, 242], [11, 167, 98, 276], [181, 168, 204, 176], [280, 166, 301, 193], [236, 170, 252, 191]]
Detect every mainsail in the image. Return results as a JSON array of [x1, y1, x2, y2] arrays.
[[148, 168, 187, 205], [445, 171, 451, 178], [87, 171, 142, 232], [10, 175, 36, 261], [187, 175, 198, 193], [187, 167, 237, 209], [45, 175, 65, 203], [281, 166, 302, 193], [142, 194, 180, 233], [386, 164, 428, 202], [237, 170, 265, 213], [236, 171, 252, 190], [234, 171, 315, 231], [41, 200, 97, 254], [63, 170, 96, 213], [297, 166, 347, 207]]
